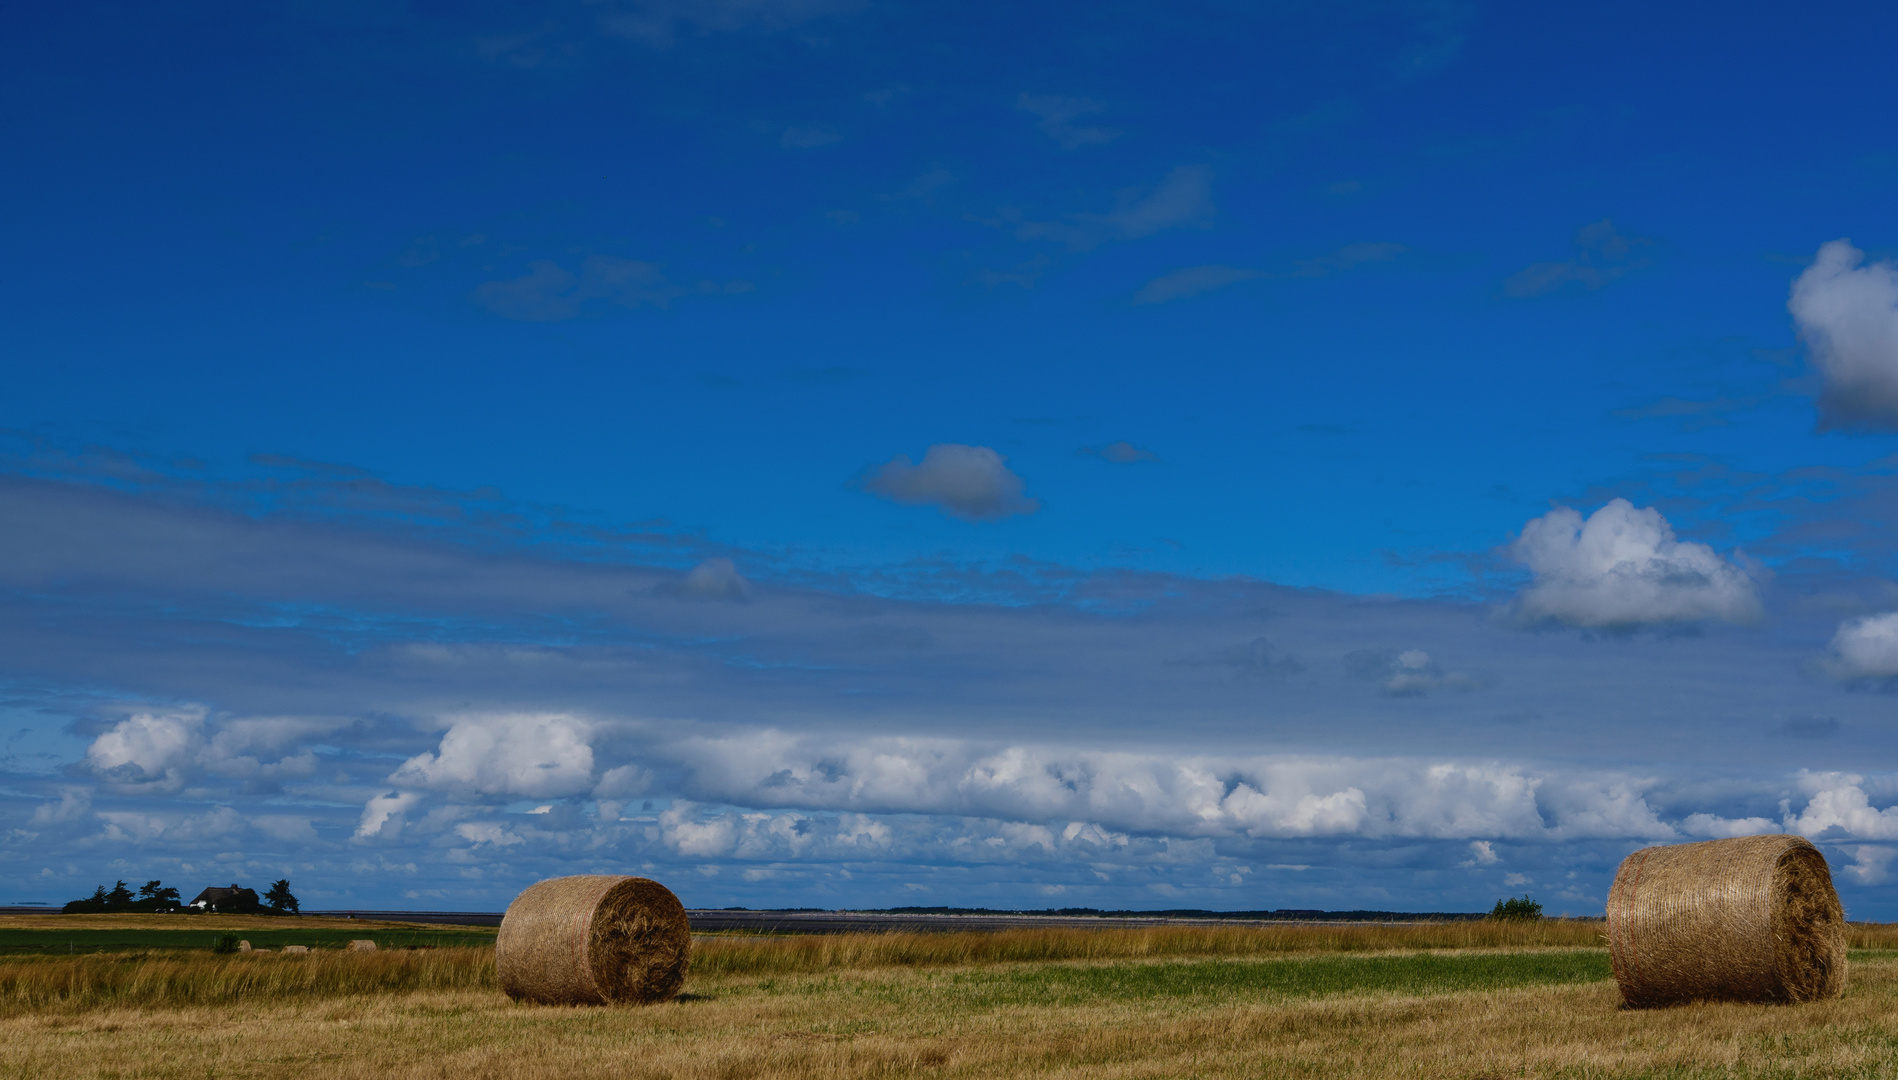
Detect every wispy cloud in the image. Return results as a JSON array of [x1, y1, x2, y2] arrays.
[[1343, 649, 1486, 696], [472, 255, 752, 321], [1502, 219, 1651, 299], [1016, 94, 1120, 149], [1079, 441, 1160, 464], [599, 0, 865, 46], [1133, 243, 1405, 304], [1133, 265, 1263, 305], [780, 125, 842, 149], [1017, 165, 1214, 250]]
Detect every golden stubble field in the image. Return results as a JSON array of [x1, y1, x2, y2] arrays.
[[8, 921, 1898, 1079]]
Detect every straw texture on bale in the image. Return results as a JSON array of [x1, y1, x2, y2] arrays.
[[281, 945, 309, 955], [346, 939, 377, 952], [1608, 833, 1846, 1007], [497, 875, 691, 1005], [236, 940, 251, 953]]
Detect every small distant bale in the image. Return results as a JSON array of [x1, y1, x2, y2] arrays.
[[1608, 833, 1847, 1007], [497, 875, 691, 1006], [346, 939, 377, 952], [281, 945, 310, 955], [237, 940, 252, 953]]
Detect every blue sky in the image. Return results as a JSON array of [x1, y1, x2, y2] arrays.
[[8, 0, 1898, 915]]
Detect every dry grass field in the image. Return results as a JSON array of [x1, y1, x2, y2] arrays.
[[6, 921, 1898, 1078]]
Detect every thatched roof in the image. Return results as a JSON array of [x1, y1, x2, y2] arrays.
[[189, 884, 260, 911]]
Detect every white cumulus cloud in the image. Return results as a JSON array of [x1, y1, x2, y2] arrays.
[[667, 734, 1676, 843], [96, 806, 243, 845], [1843, 845, 1898, 885], [1508, 499, 1760, 628], [1822, 611, 1898, 681], [859, 444, 1039, 521], [1782, 772, 1898, 840], [30, 787, 92, 826], [1789, 239, 1898, 430], [660, 802, 740, 856], [355, 791, 422, 839], [454, 821, 526, 847], [390, 714, 596, 799], [1678, 813, 1780, 838], [86, 710, 204, 791]]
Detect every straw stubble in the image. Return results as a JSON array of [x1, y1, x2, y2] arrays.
[[497, 875, 691, 1005], [1607, 833, 1846, 1007]]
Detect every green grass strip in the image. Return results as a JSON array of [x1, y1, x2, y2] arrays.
[[744, 949, 1615, 1009], [0, 926, 496, 955]]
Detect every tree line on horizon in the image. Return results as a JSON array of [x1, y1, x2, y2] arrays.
[[62, 878, 299, 915]]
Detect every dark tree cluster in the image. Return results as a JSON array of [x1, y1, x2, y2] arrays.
[[1487, 895, 1544, 921], [264, 879, 299, 915], [62, 878, 299, 915], [62, 879, 181, 914]]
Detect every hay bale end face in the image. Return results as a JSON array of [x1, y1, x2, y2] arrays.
[[497, 875, 691, 1006], [1608, 834, 1846, 1007], [346, 939, 377, 952], [237, 940, 252, 952]]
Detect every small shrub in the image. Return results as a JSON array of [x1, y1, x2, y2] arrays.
[[1488, 895, 1543, 921], [212, 933, 241, 955]]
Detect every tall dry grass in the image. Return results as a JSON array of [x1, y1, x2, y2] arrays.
[[1847, 922, 1898, 949], [0, 946, 495, 1016]]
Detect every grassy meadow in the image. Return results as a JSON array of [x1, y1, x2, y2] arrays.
[[7, 920, 1898, 1077]]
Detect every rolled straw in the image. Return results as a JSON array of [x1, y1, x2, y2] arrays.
[[1607, 834, 1846, 1007], [497, 875, 691, 1005]]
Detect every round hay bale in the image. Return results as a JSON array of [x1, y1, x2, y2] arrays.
[[497, 875, 691, 1005], [346, 939, 377, 952], [1608, 833, 1846, 1007]]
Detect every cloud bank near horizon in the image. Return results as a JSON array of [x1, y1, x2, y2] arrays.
[[6, 455, 1898, 913]]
